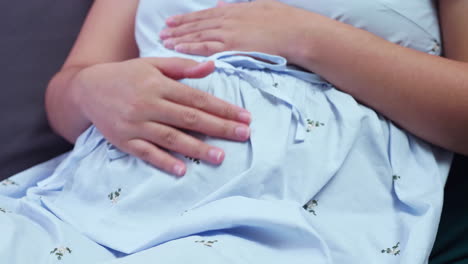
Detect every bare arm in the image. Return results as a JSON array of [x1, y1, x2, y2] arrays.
[[293, 0, 468, 154]]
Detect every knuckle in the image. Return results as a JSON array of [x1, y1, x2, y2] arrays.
[[106, 119, 126, 135], [112, 136, 127, 149], [181, 109, 198, 126], [222, 105, 237, 119], [109, 123, 135, 146], [194, 31, 203, 40], [219, 121, 230, 138], [122, 102, 141, 121], [217, 32, 228, 43], [190, 144, 203, 159], [141, 74, 163, 92], [121, 98, 151, 123], [133, 144, 152, 162], [200, 42, 211, 53], [192, 91, 209, 109], [183, 44, 194, 54], [162, 130, 179, 147], [171, 28, 181, 37], [184, 23, 194, 32]]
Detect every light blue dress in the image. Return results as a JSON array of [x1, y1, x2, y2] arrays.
[[0, 1, 452, 263]]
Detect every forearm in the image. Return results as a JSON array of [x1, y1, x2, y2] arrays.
[[290, 13, 468, 154], [46, 66, 91, 143], [45, 0, 139, 143]]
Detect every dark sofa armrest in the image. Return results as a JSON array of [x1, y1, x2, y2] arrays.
[[0, 0, 93, 179]]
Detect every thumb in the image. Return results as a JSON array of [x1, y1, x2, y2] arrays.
[[143, 57, 215, 80]]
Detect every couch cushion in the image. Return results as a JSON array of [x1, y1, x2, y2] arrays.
[[0, 0, 93, 180]]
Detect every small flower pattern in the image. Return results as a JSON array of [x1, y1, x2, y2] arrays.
[[306, 119, 325, 132], [50, 247, 72, 260], [195, 240, 218, 247], [181, 209, 189, 216], [430, 41, 441, 54], [108, 188, 122, 204], [303, 199, 318, 215], [392, 175, 401, 181], [381, 242, 401, 256], [1, 179, 18, 186], [185, 156, 201, 164]]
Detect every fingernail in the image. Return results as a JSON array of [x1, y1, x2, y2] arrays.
[[174, 44, 186, 52], [235, 126, 250, 140], [166, 16, 179, 26], [160, 29, 171, 39], [163, 39, 175, 49], [238, 111, 251, 123], [208, 148, 224, 163], [173, 164, 186, 176]]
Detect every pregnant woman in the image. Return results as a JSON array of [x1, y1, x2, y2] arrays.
[[1, 1, 467, 263]]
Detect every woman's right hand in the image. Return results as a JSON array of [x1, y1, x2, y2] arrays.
[[71, 57, 251, 176]]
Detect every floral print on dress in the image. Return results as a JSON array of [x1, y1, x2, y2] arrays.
[[1, 178, 18, 186], [50, 247, 72, 260], [303, 199, 318, 215], [180, 209, 189, 216], [381, 242, 401, 256], [195, 240, 218, 247], [108, 188, 122, 204], [185, 156, 201, 164], [0, 208, 11, 213], [306, 119, 325, 132]]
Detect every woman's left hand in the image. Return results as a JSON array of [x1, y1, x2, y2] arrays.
[[159, 0, 308, 61]]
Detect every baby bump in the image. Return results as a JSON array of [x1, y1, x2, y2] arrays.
[[36, 65, 430, 254], [37, 69, 302, 251]]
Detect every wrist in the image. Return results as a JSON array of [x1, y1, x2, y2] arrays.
[[284, 12, 348, 74], [67, 66, 95, 138], [68, 67, 87, 114], [282, 11, 326, 70]]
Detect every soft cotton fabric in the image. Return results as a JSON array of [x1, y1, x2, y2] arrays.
[[0, 1, 452, 263]]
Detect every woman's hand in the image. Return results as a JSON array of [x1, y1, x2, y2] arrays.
[[71, 57, 251, 176], [159, 0, 308, 62]]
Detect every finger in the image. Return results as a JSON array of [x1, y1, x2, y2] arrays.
[[162, 82, 252, 124], [160, 19, 221, 40], [183, 60, 216, 78], [124, 138, 187, 177], [140, 122, 226, 165], [142, 58, 215, 79], [216, 1, 230, 7], [153, 100, 251, 141], [166, 7, 226, 27], [174, 41, 226, 57], [163, 30, 226, 50]]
